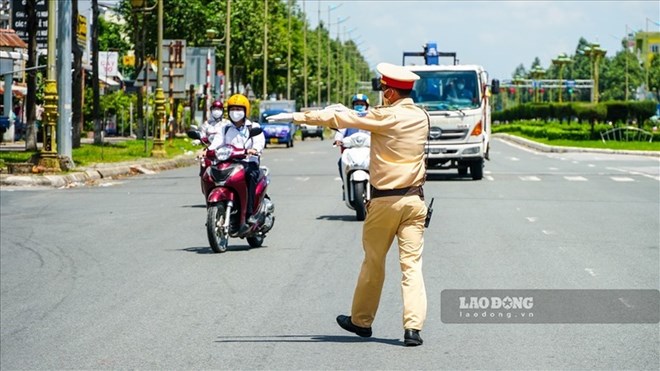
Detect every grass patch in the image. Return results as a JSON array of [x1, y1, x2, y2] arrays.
[[509, 134, 660, 151], [0, 137, 201, 171]]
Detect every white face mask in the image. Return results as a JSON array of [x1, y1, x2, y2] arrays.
[[211, 109, 223, 119], [229, 110, 245, 122]]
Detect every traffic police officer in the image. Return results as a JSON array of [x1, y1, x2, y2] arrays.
[[268, 62, 429, 346]]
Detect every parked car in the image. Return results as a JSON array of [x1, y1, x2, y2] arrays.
[[300, 123, 324, 141]]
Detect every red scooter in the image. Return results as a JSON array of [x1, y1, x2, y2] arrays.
[[188, 128, 275, 253]]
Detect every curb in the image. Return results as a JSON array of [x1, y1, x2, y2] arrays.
[[492, 133, 660, 158], [0, 154, 198, 188]]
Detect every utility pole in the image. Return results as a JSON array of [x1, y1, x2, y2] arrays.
[[57, 0, 73, 165], [286, 0, 291, 100], [303, 0, 307, 107]]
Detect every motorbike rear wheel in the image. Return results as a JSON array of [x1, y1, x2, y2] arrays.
[[207, 204, 229, 253], [353, 181, 367, 221]]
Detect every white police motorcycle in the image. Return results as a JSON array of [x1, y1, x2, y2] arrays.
[[340, 131, 371, 221]]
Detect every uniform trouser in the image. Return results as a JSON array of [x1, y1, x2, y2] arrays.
[[244, 161, 260, 218], [351, 194, 427, 330]]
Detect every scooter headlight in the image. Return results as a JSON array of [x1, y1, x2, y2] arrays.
[[216, 147, 232, 161]]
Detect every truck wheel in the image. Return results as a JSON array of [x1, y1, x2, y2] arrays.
[[470, 160, 484, 180], [458, 166, 468, 176]]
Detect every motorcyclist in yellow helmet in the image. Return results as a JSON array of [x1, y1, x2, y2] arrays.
[[209, 94, 265, 233]]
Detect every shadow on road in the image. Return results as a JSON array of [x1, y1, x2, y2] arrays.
[[426, 172, 475, 182], [180, 204, 207, 208], [316, 215, 357, 222], [181, 244, 263, 254], [215, 334, 402, 346]]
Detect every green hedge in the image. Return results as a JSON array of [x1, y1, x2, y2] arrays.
[[493, 101, 657, 127]]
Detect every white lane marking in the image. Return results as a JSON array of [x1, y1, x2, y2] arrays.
[[607, 166, 660, 181], [611, 176, 635, 182], [564, 176, 588, 181], [295, 177, 310, 182], [558, 246, 567, 251], [572, 161, 579, 164], [484, 170, 492, 174], [485, 175, 494, 181], [588, 164, 596, 168], [542, 230, 556, 235], [510, 157, 520, 161], [526, 217, 538, 222], [334, 177, 342, 181], [584, 268, 597, 277], [618, 297, 634, 309], [520, 176, 541, 181], [549, 167, 559, 171], [273, 158, 294, 162]]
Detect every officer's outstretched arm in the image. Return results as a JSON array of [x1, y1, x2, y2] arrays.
[[292, 109, 396, 134]]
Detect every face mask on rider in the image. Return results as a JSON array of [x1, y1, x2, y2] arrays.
[[229, 110, 245, 123], [353, 104, 366, 112], [211, 109, 223, 119]]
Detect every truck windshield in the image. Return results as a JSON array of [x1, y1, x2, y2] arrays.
[[411, 71, 479, 111]]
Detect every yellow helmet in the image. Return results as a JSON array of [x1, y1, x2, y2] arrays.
[[226, 94, 250, 116]]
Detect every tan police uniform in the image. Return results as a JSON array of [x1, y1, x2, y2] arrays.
[[292, 63, 429, 331]]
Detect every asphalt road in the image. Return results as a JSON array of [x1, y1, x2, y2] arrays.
[[1, 138, 658, 370]]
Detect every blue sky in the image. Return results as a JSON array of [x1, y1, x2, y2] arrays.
[[306, 0, 660, 80]]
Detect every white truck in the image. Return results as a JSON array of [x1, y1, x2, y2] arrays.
[[399, 42, 499, 180]]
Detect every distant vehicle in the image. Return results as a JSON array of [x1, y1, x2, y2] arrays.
[[299, 106, 324, 141], [393, 42, 499, 180], [259, 100, 297, 148]]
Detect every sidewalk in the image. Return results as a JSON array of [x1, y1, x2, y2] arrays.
[[492, 133, 660, 158]]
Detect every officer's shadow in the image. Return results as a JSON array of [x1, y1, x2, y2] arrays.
[[215, 334, 402, 346]]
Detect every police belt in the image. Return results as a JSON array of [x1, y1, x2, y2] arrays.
[[370, 185, 424, 200]]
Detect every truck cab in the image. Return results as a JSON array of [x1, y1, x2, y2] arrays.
[[406, 64, 494, 180]]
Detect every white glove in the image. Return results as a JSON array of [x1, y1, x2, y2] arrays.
[[324, 103, 349, 112], [267, 113, 294, 122]]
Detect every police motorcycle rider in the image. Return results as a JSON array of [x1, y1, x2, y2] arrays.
[[208, 94, 266, 234], [333, 94, 371, 181]]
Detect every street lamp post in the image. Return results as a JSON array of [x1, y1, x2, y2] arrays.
[[583, 43, 606, 103], [512, 75, 524, 105], [38, 0, 60, 171], [326, 4, 343, 105], [151, 0, 166, 157], [551, 53, 572, 103], [530, 66, 545, 103]]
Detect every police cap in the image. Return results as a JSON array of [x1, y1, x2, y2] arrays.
[[377, 62, 420, 90]]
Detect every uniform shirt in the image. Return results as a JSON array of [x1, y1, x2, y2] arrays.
[[200, 117, 226, 142], [208, 119, 266, 164], [294, 97, 428, 190]]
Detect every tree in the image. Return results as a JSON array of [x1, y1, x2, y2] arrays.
[[600, 50, 644, 101], [24, 0, 38, 151]]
